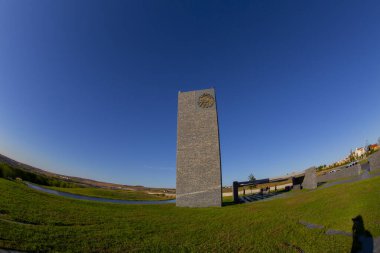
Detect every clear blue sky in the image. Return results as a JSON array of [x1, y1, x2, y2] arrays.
[[1, 1, 379, 188]]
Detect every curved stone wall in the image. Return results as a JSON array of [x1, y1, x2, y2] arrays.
[[317, 164, 361, 183], [368, 151, 380, 171]]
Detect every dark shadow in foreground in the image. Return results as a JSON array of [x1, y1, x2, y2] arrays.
[[223, 200, 238, 206], [351, 215, 373, 253]]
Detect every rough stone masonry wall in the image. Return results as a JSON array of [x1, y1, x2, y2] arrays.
[[302, 167, 317, 189], [368, 151, 380, 171], [317, 164, 361, 183], [176, 88, 222, 207]]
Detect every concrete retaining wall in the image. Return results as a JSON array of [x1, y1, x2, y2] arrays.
[[368, 151, 380, 171], [317, 164, 361, 182]]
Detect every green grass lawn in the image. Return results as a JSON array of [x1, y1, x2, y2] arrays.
[[1, 176, 379, 252], [45, 185, 173, 201]]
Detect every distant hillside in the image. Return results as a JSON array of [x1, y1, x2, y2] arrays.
[[0, 153, 55, 177], [0, 153, 175, 193]]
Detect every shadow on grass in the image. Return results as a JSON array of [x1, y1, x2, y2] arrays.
[[224, 190, 289, 206], [222, 200, 239, 206], [351, 215, 373, 253]]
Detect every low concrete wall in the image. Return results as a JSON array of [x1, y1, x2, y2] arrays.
[[361, 162, 370, 172], [317, 164, 361, 182], [223, 183, 292, 197], [368, 151, 380, 171]]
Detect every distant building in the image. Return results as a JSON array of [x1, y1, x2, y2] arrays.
[[353, 147, 365, 158]]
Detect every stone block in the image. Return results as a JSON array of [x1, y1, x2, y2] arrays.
[[302, 167, 317, 189], [176, 88, 222, 207]]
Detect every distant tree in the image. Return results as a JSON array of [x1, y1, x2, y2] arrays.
[[378, 137, 380, 146], [316, 165, 327, 171], [0, 164, 14, 179], [248, 173, 256, 194], [349, 149, 355, 162], [0, 163, 80, 188]]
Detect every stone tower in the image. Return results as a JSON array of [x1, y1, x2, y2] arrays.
[[302, 167, 317, 189], [176, 88, 222, 207]]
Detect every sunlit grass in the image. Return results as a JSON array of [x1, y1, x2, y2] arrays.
[[45, 185, 173, 201], [0, 176, 379, 252]]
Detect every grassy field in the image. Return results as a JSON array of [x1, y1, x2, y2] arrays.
[[45, 186, 173, 201], [1, 176, 380, 252]]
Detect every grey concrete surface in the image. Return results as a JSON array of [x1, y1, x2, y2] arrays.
[[369, 151, 380, 171], [317, 164, 361, 183], [302, 167, 317, 189]]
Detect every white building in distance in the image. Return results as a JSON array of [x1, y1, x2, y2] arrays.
[[353, 147, 365, 157]]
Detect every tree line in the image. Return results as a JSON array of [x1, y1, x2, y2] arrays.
[[0, 163, 82, 188]]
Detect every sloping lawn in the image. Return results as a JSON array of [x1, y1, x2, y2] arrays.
[[45, 185, 173, 201], [0, 176, 379, 252]]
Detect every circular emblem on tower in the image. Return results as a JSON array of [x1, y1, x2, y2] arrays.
[[198, 93, 215, 108]]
